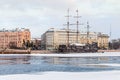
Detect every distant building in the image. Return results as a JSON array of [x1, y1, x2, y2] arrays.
[[80, 32, 109, 49], [41, 28, 109, 50], [41, 28, 77, 50], [31, 38, 41, 50], [80, 32, 98, 44], [0, 28, 31, 48], [97, 33, 109, 49]]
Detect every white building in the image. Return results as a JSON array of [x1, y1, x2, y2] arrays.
[[41, 28, 109, 50]]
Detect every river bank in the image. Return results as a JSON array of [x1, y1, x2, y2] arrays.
[[31, 49, 120, 54], [0, 49, 120, 54], [98, 49, 120, 52], [0, 71, 120, 80], [0, 49, 54, 54], [0, 49, 31, 54]]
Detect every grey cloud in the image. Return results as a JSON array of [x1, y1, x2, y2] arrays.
[[0, 0, 119, 39]]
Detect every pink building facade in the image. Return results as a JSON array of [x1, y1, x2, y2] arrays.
[[0, 28, 31, 48]]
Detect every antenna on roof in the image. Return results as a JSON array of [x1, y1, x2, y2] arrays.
[[109, 25, 112, 41], [86, 21, 91, 44]]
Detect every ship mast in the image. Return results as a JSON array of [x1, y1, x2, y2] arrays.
[[74, 10, 82, 43], [65, 9, 71, 47]]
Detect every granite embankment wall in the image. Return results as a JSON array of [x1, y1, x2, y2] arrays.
[[98, 50, 120, 52], [31, 50, 55, 54], [0, 49, 120, 54], [0, 49, 55, 54], [0, 49, 31, 54]]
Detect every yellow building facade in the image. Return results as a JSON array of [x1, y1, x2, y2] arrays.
[[97, 33, 109, 49], [41, 28, 109, 50]]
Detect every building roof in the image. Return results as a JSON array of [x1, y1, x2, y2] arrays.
[[0, 28, 30, 32], [97, 33, 109, 37]]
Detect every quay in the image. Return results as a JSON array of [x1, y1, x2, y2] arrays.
[[0, 49, 120, 54], [0, 49, 54, 54], [98, 50, 120, 52], [0, 49, 31, 54], [31, 50, 54, 54]]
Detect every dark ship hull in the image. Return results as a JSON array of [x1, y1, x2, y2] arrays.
[[58, 43, 98, 53]]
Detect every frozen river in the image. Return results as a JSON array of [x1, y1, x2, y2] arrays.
[[0, 53, 120, 75], [0, 52, 120, 80]]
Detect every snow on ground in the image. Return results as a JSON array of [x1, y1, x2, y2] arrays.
[[78, 64, 120, 67], [0, 52, 120, 57], [0, 71, 120, 80], [31, 52, 120, 57]]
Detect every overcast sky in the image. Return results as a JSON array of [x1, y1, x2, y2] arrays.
[[0, 0, 120, 39]]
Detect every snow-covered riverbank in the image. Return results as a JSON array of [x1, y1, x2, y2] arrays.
[[31, 52, 120, 57], [0, 52, 120, 57], [0, 71, 120, 80]]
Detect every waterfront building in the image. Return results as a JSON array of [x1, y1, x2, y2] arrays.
[[80, 32, 98, 44], [31, 38, 41, 50], [80, 32, 109, 49], [41, 28, 76, 50], [41, 28, 109, 50], [0, 28, 31, 48], [97, 33, 109, 49]]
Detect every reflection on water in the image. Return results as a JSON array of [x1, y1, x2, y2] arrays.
[[0, 56, 31, 65], [0, 55, 120, 75]]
